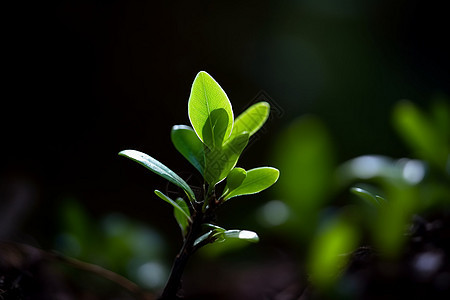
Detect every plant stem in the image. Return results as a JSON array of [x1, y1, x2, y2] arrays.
[[160, 211, 206, 299]]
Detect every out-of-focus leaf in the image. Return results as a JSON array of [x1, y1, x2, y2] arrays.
[[188, 71, 234, 148], [154, 190, 192, 222], [273, 116, 334, 239], [171, 125, 205, 175], [374, 184, 419, 258], [174, 198, 191, 237], [204, 132, 249, 185], [224, 167, 280, 200], [393, 101, 447, 168], [431, 97, 449, 140], [337, 155, 427, 187], [308, 218, 359, 287], [119, 150, 196, 202], [350, 187, 381, 207], [229, 102, 270, 140]]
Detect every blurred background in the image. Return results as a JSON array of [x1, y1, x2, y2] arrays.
[[2, 0, 449, 299]]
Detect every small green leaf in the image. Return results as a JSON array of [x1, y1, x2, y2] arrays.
[[224, 167, 280, 200], [204, 132, 249, 185], [229, 102, 270, 140], [202, 108, 229, 149], [220, 230, 259, 243], [226, 168, 247, 190], [350, 187, 381, 207], [202, 223, 225, 231], [221, 167, 247, 198], [188, 71, 234, 148], [154, 190, 192, 222], [171, 125, 205, 175], [194, 228, 259, 248], [194, 230, 214, 247], [119, 150, 196, 202], [174, 197, 191, 237]]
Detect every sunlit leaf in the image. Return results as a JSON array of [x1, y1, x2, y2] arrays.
[[220, 230, 259, 243], [171, 125, 205, 175], [221, 167, 247, 198], [202, 108, 229, 149], [174, 197, 191, 237], [229, 102, 270, 140], [224, 167, 280, 200], [194, 228, 259, 248], [154, 190, 192, 222], [119, 150, 196, 202], [204, 132, 249, 185], [188, 71, 234, 148]]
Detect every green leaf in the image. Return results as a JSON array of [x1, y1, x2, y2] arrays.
[[273, 116, 334, 239], [393, 101, 447, 167], [154, 190, 192, 222], [171, 125, 205, 175], [202, 223, 225, 231], [350, 187, 381, 207], [204, 132, 249, 185], [202, 108, 229, 149], [221, 167, 247, 198], [174, 197, 191, 237], [119, 150, 196, 202], [229, 102, 270, 140], [224, 167, 280, 200], [193, 228, 258, 248], [188, 71, 234, 148], [220, 230, 259, 243], [226, 168, 247, 190], [194, 230, 215, 247], [308, 218, 359, 287]]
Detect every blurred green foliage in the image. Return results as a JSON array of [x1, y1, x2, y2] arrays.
[[274, 116, 335, 240], [271, 98, 449, 290], [55, 199, 169, 290]]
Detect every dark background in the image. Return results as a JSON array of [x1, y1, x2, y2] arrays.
[[2, 0, 449, 264]]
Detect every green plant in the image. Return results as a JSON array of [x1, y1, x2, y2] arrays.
[[119, 71, 279, 299]]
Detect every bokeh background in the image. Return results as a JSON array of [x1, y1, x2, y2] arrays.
[[2, 0, 449, 298]]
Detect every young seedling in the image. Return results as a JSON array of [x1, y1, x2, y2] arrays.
[[119, 71, 279, 299]]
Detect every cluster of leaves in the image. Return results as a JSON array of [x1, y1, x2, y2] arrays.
[[119, 71, 279, 248]]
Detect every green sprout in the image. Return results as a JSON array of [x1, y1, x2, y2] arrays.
[[119, 71, 279, 299]]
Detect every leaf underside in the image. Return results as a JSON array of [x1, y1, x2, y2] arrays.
[[171, 125, 205, 175], [119, 150, 196, 202]]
